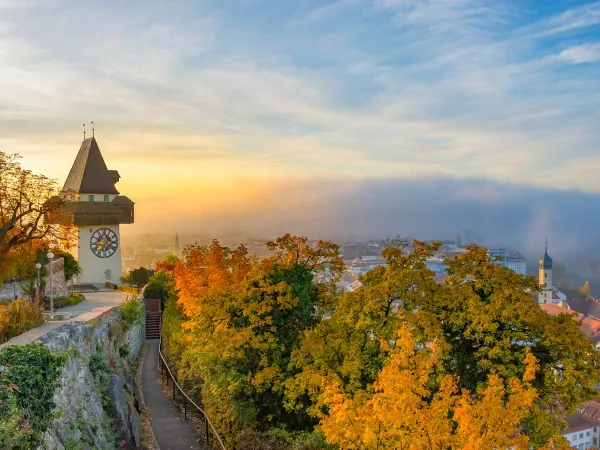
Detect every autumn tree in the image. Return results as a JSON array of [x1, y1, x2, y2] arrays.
[[266, 234, 344, 281], [319, 327, 570, 449], [288, 242, 600, 447], [0, 152, 66, 277], [163, 237, 342, 446]]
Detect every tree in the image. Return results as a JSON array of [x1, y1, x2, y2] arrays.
[[266, 234, 344, 282], [318, 327, 569, 450], [164, 238, 339, 446], [128, 267, 149, 287], [0, 152, 66, 276], [288, 242, 600, 447], [53, 251, 81, 282], [382, 234, 410, 253]]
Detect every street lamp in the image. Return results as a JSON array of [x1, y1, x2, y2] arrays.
[[35, 263, 41, 301], [47, 252, 54, 318]]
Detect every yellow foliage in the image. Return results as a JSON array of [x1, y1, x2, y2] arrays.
[[319, 326, 564, 450]]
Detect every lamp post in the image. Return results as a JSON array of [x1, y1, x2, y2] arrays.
[[35, 263, 41, 301], [47, 252, 54, 318], [12, 278, 16, 300]]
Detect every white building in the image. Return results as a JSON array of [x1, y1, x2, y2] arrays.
[[505, 254, 527, 275], [561, 412, 598, 449]]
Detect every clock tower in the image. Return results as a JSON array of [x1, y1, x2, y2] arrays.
[[56, 137, 134, 284]]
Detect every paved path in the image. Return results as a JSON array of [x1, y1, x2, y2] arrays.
[[57, 288, 128, 315], [0, 289, 127, 348], [143, 339, 201, 449]]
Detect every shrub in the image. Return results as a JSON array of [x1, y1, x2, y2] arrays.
[[105, 282, 118, 290], [143, 282, 169, 310], [118, 343, 130, 359], [143, 282, 169, 301], [118, 285, 138, 295], [0, 300, 44, 344], [120, 296, 143, 330], [45, 294, 85, 310], [0, 344, 65, 447]]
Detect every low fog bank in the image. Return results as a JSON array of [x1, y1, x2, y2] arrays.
[[130, 176, 600, 291]]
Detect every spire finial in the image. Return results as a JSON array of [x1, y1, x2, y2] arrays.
[[545, 237, 548, 254], [83, 123, 86, 139], [91, 121, 94, 138]]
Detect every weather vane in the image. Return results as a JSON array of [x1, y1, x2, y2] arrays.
[[91, 121, 94, 138], [83, 123, 86, 139]]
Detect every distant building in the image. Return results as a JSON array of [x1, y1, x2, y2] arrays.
[[361, 254, 380, 261], [426, 258, 447, 274], [560, 412, 597, 449], [506, 253, 527, 275], [541, 302, 600, 343], [173, 233, 182, 259], [538, 243, 553, 305]]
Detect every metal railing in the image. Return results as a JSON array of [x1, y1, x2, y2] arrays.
[[158, 335, 226, 449]]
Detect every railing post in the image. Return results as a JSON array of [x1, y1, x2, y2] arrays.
[[172, 379, 176, 402]]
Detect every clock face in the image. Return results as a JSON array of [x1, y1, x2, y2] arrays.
[[90, 228, 119, 258]]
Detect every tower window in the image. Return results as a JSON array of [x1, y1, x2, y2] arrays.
[[88, 195, 94, 202], [545, 273, 547, 278], [104, 195, 109, 202]]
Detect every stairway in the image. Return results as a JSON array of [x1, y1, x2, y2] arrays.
[[146, 311, 161, 339]]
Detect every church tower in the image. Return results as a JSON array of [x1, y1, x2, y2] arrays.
[[56, 137, 134, 284], [173, 233, 182, 259], [538, 241, 553, 304]]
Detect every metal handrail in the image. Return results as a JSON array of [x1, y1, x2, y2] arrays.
[[158, 334, 226, 449]]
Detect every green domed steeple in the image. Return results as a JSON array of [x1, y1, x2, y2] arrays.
[[539, 240, 552, 270]]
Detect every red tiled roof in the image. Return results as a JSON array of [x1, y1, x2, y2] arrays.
[[541, 304, 600, 342]]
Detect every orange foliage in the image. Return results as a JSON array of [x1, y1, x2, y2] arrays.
[[174, 240, 254, 318]]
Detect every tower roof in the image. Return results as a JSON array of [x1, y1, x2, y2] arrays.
[[62, 137, 120, 195], [539, 241, 553, 270]]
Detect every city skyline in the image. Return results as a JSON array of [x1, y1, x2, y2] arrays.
[[2, 0, 600, 260]]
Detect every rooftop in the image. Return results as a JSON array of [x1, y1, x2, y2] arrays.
[[562, 412, 596, 434], [62, 137, 120, 195]]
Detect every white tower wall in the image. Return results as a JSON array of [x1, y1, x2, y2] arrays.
[[538, 266, 553, 304], [76, 225, 122, 284]]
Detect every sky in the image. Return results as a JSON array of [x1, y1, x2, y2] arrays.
[[1, 0, 600, 259]]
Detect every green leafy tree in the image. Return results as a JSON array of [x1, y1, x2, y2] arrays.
[[53, 251, 81, 282], [128, 267, 150, 287]]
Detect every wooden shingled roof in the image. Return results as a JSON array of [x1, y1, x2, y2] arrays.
[[62, 137, 120, 195]]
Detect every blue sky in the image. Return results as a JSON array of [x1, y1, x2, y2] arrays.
[[1, 0, 600, 222]]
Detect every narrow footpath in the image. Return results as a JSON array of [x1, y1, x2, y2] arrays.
[[143, 339, 201, 449]]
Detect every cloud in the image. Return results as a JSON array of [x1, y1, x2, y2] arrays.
[[541, 1, 600, 35], [558, 43, 600, 64], [1, 0, 600, 196]]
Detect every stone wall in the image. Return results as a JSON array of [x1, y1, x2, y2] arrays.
[[35, 303, 145, 449]]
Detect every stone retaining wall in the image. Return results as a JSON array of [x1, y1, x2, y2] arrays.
[[35, 303, 145, 449]]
